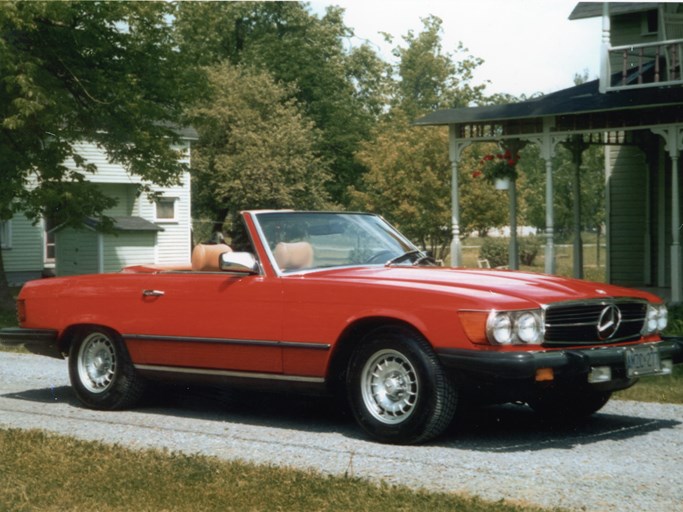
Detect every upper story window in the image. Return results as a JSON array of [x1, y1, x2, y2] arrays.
[[155, 197, 178, 222], [642, 10, 658, 36], [0, 220, 11, 249]]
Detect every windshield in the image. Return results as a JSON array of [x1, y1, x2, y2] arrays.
[[253, 212, 421, 273]]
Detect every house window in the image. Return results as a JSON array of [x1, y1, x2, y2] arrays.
[[642, 10, 658, 35], [0, 220, 10, 249], [44, 217, 57, 265], [155, 197, 178, 222]]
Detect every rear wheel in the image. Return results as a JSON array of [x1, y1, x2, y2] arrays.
[[528, 385, 611, 421], [68, 328, 145, 410], [347, 327, 457, 444]]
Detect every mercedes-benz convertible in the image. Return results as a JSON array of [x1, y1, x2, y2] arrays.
[[2, 210, 681, 444]]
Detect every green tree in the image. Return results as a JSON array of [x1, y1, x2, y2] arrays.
[[389, 15, 486, 118], [174, 1, 386, 203], [460, 144, 510, 237], [0, 1, 188, 310], [351, 114, 452, 260], [518, 143, 605, 240], [349, 16, 489, 258], [188, 63, 331, 238]]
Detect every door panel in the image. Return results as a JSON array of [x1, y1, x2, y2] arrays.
[[122, 273, 283, 373]]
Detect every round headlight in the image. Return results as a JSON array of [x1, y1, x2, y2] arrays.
[[645, 305, 658, 334], [657, 304, 668, 331], [488, 313, 513, 344], [516, 312, 542, 344]]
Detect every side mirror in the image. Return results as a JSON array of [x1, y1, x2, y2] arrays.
[[219, 252, 259, 274]]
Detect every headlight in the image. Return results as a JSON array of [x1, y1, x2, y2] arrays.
[[488, 313, 513, 344], [657, 304, 668, 331], [487, 310, 544, 345], [517, 312, 544, 344], [643, 303, 668, 335]]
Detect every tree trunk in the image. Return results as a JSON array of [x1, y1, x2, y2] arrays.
[[212, 207, 230, 238], [0, 248, 17, 312]]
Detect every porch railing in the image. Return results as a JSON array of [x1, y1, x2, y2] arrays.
[[604, 39, 683, 91]]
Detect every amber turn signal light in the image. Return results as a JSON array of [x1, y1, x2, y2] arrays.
[[458, 311, 489, 344], [535, 368, 554, 382]]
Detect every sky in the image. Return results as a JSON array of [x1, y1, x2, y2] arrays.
[[309, 0, 604, 97]]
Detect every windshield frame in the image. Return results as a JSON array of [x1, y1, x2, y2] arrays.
[[251, 211, 421, 276]]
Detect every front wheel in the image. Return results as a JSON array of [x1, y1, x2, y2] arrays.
[[68, 328, 145, 410], [347, 327, 457, 444]]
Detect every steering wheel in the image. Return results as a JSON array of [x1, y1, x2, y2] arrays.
[[366, 250, 396, 264]]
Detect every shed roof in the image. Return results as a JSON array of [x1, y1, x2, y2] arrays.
[[83, 216, 164, 232]]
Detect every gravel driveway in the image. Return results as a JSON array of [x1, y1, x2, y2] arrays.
[[1, 351, 682, 511]]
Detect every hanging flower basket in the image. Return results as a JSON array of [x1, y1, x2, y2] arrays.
[[472, 148, 521, 188]]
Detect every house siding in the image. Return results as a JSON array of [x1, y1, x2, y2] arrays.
[[103, 232, 156, 272], [98, 183, 137, 217], [606, 145, 648, 286], [74, 141, 192, 266], [1, 215, 44, 282], [145, 169, 192, 265], [66, 142, 143, 184]]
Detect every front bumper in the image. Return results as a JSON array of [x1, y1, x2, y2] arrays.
[[436, 338, 683, 382], [0, 327, 62, 358]]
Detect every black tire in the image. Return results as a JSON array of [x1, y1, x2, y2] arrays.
[[68, 328, 145, 410], [528, 385, 611, 421], [347, 327, 457, 444]]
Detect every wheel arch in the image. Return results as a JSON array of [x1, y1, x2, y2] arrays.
[[58, 323, 121, 357], [326, 316, 429, 395]]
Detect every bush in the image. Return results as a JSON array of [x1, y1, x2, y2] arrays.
[[519, 236, 541, 266], [664, 303, 683, 336], [479, 238, 508, 268]]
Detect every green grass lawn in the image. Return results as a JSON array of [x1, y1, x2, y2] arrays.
[[0, 429, 558, 512]]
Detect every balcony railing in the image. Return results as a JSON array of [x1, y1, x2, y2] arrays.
[[604, 39, 683, 91]]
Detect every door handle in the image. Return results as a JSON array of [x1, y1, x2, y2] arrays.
[[142, 289, 165, 297]]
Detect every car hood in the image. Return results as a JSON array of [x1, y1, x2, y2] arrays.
[[298, 266, 658, 307]]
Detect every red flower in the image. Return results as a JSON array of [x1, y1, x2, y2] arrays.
[[476, 150, 522, 183]]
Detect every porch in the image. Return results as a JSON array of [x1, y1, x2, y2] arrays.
[[415, 78, 683, 303]]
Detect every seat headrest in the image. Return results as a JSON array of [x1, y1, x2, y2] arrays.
[[191, 243, 232, 271], [273, 242, 314, 271]]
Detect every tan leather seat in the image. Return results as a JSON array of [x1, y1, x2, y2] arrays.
[[191, 243, 232, 271], [273, 242, 314, 271]]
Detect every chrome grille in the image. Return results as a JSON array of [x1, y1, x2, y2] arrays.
[[543, 299, 647, 346]]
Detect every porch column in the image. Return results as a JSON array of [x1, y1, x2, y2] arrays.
[[448, 126, 469, 267], [527, 119, 562, 274], [599, 2, 611, 93], [671, 151, 681, 303], [544, 157, 556, 275], [508, 180, 519, 269], [564, 135, 588, 279], [652, 126, 683, 303]]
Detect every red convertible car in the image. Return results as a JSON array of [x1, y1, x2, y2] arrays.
[[2, 210, 682, 444]]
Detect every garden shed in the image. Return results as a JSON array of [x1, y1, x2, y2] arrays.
[[55, 216, 163, 277]]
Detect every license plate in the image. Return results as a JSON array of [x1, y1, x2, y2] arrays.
[[625, 345, 661, 377]]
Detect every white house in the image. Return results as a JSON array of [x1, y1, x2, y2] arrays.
[[0, 130, 196, 284]]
